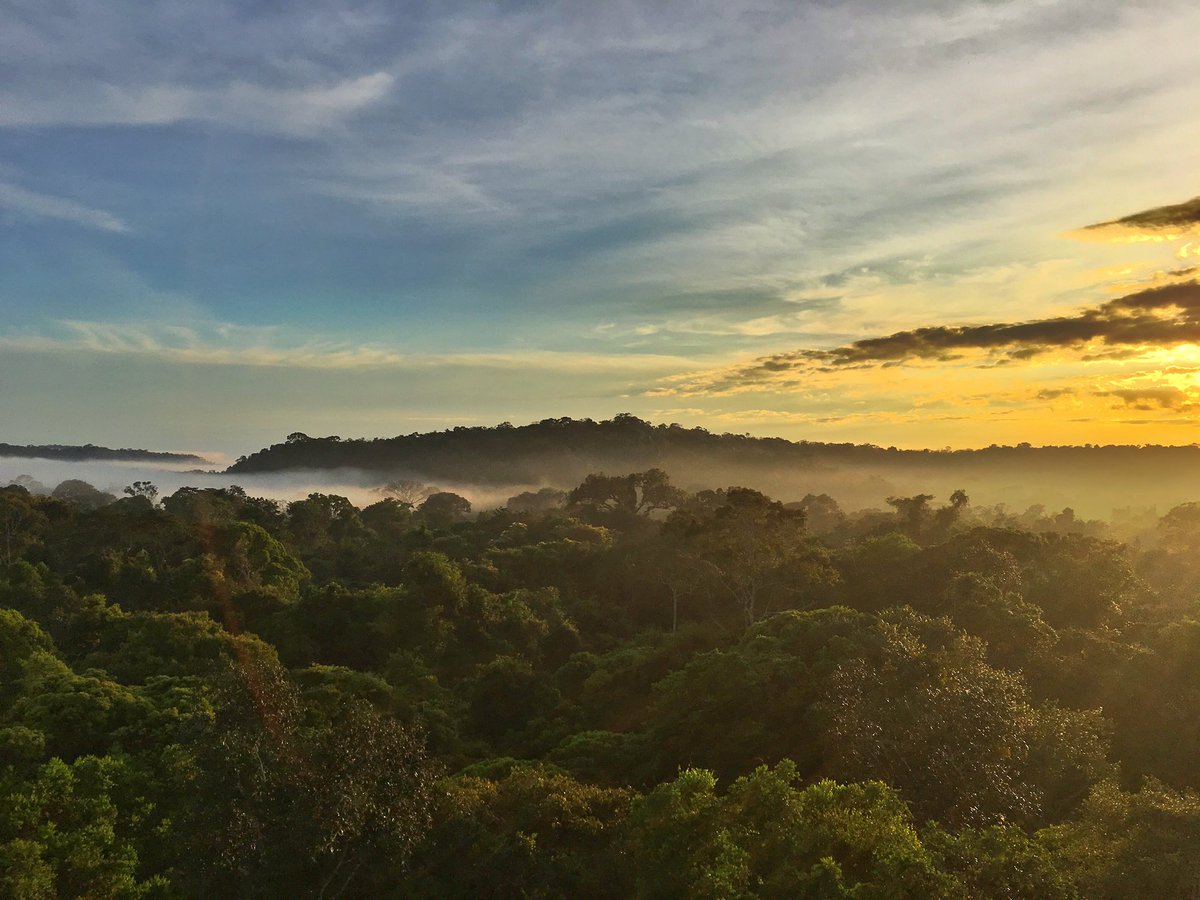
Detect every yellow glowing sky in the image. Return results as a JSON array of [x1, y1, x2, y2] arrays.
[[641, 201, 1200, 449]]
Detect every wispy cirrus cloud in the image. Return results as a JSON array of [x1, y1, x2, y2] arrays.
[[0, 73, 395, 136], [5, 0, 1199, 330], [0, 319, 695, 375], [0, 182, 129, 232]]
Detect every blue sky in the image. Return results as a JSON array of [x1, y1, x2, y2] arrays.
[[2, 0, 1199, 455]]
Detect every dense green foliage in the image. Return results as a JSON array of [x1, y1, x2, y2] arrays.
[[4, 468, 1200, 897]]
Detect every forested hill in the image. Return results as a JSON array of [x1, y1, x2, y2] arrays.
[[227, 415, 861, 480], [227, 415, 1200, 509], [0, 442, 209, 465]]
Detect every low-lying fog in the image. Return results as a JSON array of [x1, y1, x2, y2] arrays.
[[10, 448, 1200, 535], [0, 457, 535, 512]]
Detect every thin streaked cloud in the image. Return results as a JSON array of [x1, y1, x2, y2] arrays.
[[0, 319, 699, 374], [0, 183, 130, 233], [0, 73, 395, 136]]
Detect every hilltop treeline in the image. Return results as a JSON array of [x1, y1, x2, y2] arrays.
[[5, 472, 1200, 896], [229, 414, 863, 481], [0, 443, 208, 465], [227, 415, 1200, 515], [229, 414, 1200, 479]]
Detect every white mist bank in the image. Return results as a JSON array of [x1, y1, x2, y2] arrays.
[[0, 457, 539, 512], [6, 452, 1200, 524]]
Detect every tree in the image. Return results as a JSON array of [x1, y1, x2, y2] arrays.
[[361, 497, 415, 543], [661, 487, 836, 625], [505, 488, 568, 516], [923, 824, 1075, 899], [568, 469, 686, 519], [374, 479, 437, 507], [645, 607, 878, 782], [286, 493, 360, 546], [931, 489, 970, 540], [627, 768, 749, 898], [174, 656, 438, 898], [1044, 779, 1200, 898], [1158, 501, 1200, 554], [6, 475, 48, 495], [123, 481, 158, 504], [0, 487, 49, 566], [0, 608, 61, 709], [818, 609, 1110, 827], [466, 656, 559, 744], [835, 532, 921, 611], [418, 492, 472, 529], [793, 493, 846, 535], [1101, 618, 1200, 788], [50, 480, 116, 511], [1138, 502, 1200, 608], [161, 485, 281, 530], [0, 755, 162, 899], [626, 763, 958, 899], [887, 493, 935, 539], [283, 493, 370, 580], [934, 570, 1056, 671], [633, 538, 709, 632], [723, 765, 959, 898], [403, 767, 632, 898]]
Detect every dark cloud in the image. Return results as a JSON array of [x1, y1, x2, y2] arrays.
[[1084, 195, 1200, 231], [1117, 417, 1199, 426], [1036, 388, 1074, 400], [657, 280, 1200, 394], [1099, 387, 1189, 411]]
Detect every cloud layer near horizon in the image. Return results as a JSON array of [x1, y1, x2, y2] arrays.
[[652, 278, 1200, 396]]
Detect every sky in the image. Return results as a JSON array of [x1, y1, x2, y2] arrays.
[[1, 0, 1199, 456]]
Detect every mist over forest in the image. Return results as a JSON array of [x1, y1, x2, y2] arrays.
[[0, 456, 529, 515], [226, 416, 1200, 519], [9, 416, 1200, 894], [10, 415, 1200, 523]]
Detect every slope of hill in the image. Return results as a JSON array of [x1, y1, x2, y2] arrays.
[[226, 415, 1200, 516], [0, 442, 209, 466]]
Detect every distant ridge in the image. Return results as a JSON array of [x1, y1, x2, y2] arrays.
[[228, 415, 854, 481], [0, 443, 210, 466], [225, 414, 1200, 493]]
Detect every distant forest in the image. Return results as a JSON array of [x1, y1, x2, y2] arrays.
[[230, 415, 1200, 482], [0, 443, 208, 466], [229, 415, 1200, 516]]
